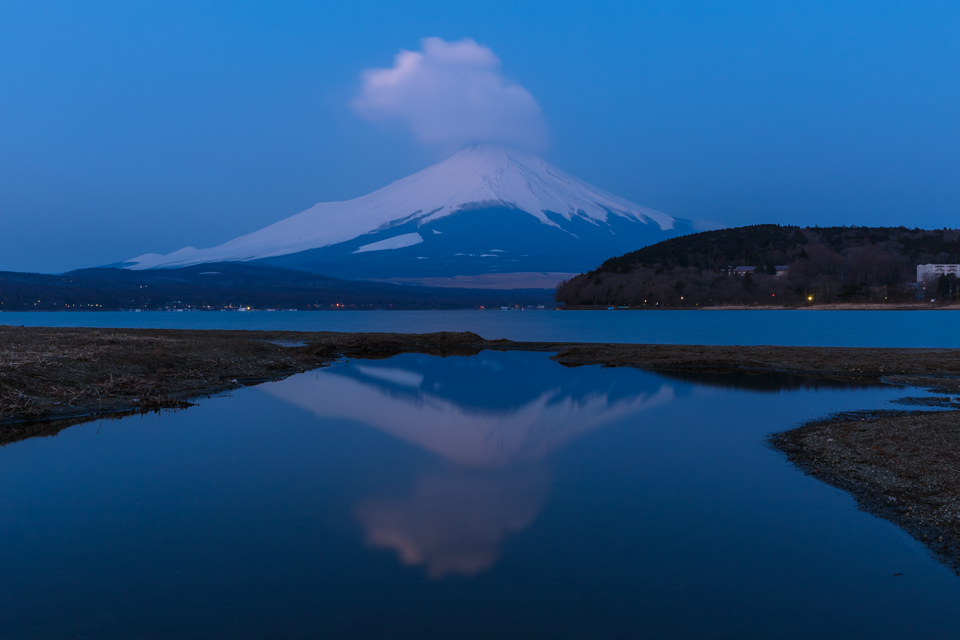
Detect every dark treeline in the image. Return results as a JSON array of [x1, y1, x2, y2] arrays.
[[556, 225, 960, 307], [0, 263, 555, 311]]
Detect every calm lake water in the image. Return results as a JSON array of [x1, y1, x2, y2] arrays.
[[1, 351, 958, 639], [3, 309, 960, 347]]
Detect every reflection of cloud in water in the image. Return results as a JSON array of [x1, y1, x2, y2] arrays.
[[356, 467, 550, 578], [261, 369, 674, 469], [352, 364, 424, 388], [259, 357, 674, 578]]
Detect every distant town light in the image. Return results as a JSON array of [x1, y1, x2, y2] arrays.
[[808, 296, 813, 301]]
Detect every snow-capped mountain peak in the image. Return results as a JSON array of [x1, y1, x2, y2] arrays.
[[126, 145, 676, 270]]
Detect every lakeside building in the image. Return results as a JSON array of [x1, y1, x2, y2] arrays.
[[917, 264, 960, 283], [723, 265, 790, 277]]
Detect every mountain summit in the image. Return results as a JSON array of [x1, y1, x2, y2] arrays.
[[126, 145, 690, 285]]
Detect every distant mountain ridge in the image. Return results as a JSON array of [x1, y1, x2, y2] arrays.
[[125, 145, 690, 282], [0, 263, 555, 311]]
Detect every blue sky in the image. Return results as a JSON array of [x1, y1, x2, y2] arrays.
[[1, 0, 958, 273]]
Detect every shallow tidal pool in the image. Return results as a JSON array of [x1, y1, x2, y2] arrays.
[[1, 351, 959, 639]]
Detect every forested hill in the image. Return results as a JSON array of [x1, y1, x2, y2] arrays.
[[557, 225, 960, 307], [597, 225, 809, 273], [596, 225, 960, 273]]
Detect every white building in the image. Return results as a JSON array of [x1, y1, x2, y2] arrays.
[[917, 264, 960, 283], [724, 265, 790, 277]]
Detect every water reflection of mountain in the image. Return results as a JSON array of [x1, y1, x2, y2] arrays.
[[259, 351, 674, 577], [351, 350, 674, 416], [261, 351, 674, 468]]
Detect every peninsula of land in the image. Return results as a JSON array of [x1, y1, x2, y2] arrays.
[[558, 225, 960, 308]]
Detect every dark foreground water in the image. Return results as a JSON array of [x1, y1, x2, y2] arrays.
[[2, 351, 959, 639], [4, 309, 960, 347]]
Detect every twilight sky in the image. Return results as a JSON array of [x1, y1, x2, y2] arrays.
[[1, 1, 958, 273]]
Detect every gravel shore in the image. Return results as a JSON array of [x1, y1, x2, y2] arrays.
[[772, 409, 960, 573]]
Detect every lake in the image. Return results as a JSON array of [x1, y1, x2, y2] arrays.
[[1, 350, 958, 639], [3, 309, 960, 347]]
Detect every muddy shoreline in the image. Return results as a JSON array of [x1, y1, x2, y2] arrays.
[[4, 325, 960, 572]]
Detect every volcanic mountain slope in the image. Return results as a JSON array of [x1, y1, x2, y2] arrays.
[[126, 145, 690, 284]]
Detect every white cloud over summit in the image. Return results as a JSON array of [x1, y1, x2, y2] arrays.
[[351, 38, 547, 152]]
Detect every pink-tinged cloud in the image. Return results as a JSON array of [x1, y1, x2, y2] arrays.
[[351, 37, 548, 152]]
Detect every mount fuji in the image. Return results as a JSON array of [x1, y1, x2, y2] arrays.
[[125, 145, 691, 287]]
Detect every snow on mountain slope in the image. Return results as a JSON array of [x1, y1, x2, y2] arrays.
[[354, 233, 423, 254], [126, 145, 677, 270]]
